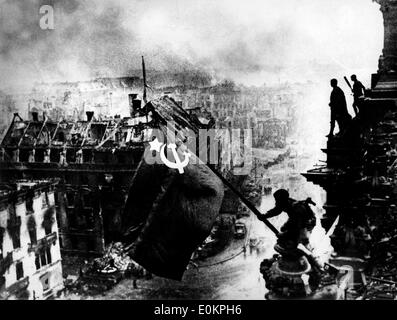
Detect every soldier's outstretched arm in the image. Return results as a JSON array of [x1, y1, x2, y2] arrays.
[[258, 206, 282, 221]]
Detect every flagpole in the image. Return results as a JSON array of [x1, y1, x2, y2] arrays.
[[142, 56, 149, 123], [142, 56, 147, 104]]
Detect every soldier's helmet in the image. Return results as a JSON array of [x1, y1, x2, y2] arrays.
[[273, 189, 289, 204]]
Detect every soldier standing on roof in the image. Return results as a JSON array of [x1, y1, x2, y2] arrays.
[[350, 74, 366, 117], [327, 79, 352, 137]]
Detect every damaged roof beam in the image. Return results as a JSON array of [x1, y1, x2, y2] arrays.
[[17, 121, 32, 148], [33, 118, 48, 147]]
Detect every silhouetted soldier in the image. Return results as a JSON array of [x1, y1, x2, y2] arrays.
[[327, 79, 351, 137], [257, 189, 316, 252], [351, 74, 366, 116]]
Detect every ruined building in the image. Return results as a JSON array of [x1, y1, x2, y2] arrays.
[[27, 77, 142, 121], [302, 0, 397, 298], [0, 94, 221, 259], [0, 108, 145, 255], [0, 180, 63, 300]]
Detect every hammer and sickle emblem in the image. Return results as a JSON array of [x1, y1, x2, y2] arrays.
[[160, 143, 191, 174]]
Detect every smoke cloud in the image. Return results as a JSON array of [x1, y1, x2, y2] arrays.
[[0, 0, 384, 89]]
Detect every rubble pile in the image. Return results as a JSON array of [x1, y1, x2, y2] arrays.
[[64, 242, 149, 295], [260, 254, 358, 300], [364, 280, 397, 300], [91, 242, 147, 276], [362, 204, 397, 299], [341, 113, 397, 299]]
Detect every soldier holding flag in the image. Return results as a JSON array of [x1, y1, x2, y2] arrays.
[[344, 75, 366, 117]]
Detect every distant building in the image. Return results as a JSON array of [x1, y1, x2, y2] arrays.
[[0, 180, 63, 300]]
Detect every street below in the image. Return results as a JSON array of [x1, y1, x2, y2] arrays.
[[64, 148, 326, 300]]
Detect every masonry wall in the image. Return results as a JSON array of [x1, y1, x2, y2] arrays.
[[0, 185, 63, 300]]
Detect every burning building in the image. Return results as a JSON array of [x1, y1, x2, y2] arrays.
[[0, 179, 63, 300], [26, 77, 142, 121], [0, 90, 226, 275], [0, 106, 147, 255]]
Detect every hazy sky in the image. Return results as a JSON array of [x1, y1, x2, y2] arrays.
[[0, 0, 384, 88]]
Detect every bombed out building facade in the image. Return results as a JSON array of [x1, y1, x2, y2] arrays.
[[0, 92, 214, 256], [0, 109, 145, 255], [0, 180, 63, 300]]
